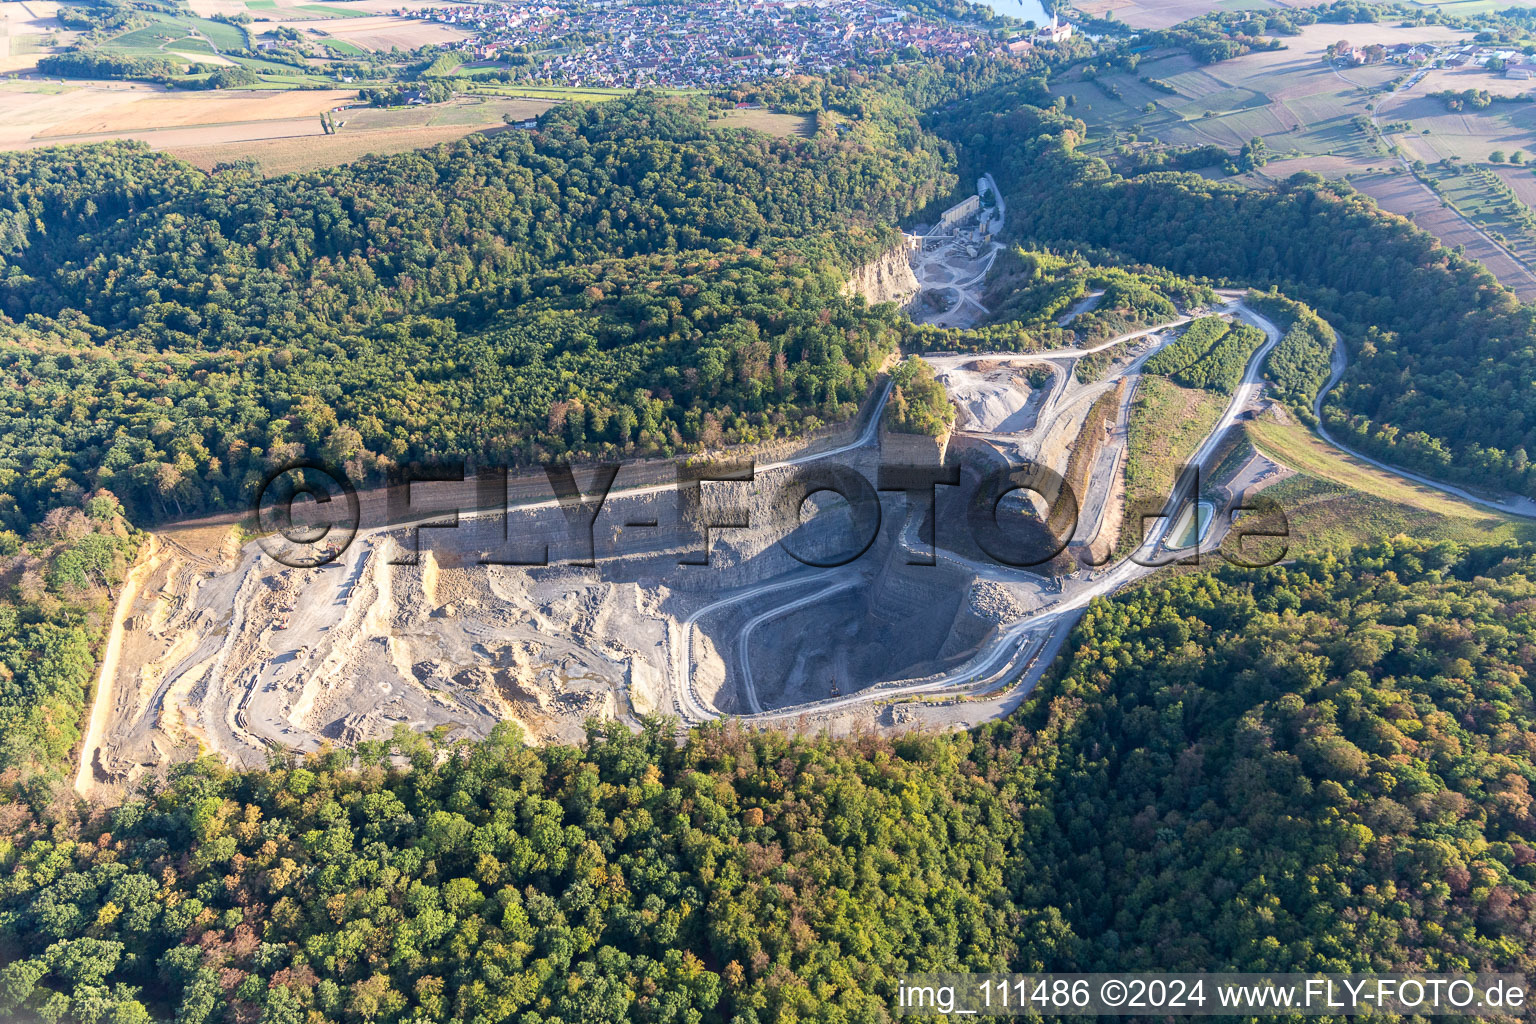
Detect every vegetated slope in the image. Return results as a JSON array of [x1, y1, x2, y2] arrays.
[[964, 248, 1215, 357], [884, 356, 954, 435], [1169, 322, 1264, 393], [0, 722, 1019, 1024], [3, 539, 1534, 1022], [936, 91, 1536, 499], [0, 93, 954, 528], [0, 494, 137, 789]]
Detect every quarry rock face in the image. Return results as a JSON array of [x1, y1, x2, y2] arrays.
[[844, 242, 920, 307]]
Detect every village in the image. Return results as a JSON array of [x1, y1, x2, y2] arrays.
[[1332, 36, 1536, 81], [399, 0, 1073, 88]]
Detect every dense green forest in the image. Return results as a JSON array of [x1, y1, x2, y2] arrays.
[[990, 536, 1536, 972], [967, 248, 1215, 356], [1156, 320, 1266, 395], [0, 94, 954, 530], [1142, 316, 1230, 378], [1250, 289, 1337, 421], [2, 538, 1532, 1022]]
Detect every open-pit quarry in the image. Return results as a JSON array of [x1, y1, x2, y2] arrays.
[[77, 296, 1293, 798]]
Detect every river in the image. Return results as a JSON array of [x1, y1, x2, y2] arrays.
[[980, 0, 1050, 23]]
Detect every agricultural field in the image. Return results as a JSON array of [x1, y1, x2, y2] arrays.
[[185, 0, 466, 49], [1348, 170, 1536, 298], [1055, 24, 1463, 174], [188, 0, 450, 17], [102, 11, 251, 55], [1421, 163, 1536, 263], [0, 84, 552, 172], [1372, 66, 1536, 162], [1492, 162, 1536, 206], [1072, 0, 1536, 26], [0, 81, 354, 151], [319, 35, 368, 55], [332, 94, 553, 130], [38, 87, 352, 136], [1405, 0, 1536, 13], [1058, 19, 1536, 295], [262, 13, 471, 50], [460, 82, 652, 102], [290, 4, 370, 18]]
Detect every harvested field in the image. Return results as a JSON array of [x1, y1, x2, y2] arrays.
[[267, 14, 471, 49], [166, 123, 501, 173], [336, 96, 553, 130], [1406, 64, 1536, 101], [1255, 154, 1367, 179], [463, 83, 638, 102], [0, 0, 70, 71], [717, 108, 813, 137], [45, 117, 326, 149], [191, 0, 453, 14], [37, 88, 352, 136], [1492, 164, 1536, 209], [1352, 170, 1536, 300], [0, 80, 160, 149], [1408, 0, 1536, 12], [2, 2, 66, 35]]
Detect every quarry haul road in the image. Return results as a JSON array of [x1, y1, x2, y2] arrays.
[[736, 576, 864, 714], [74, 537, 162, 797], [670, 571, 859, 721]]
